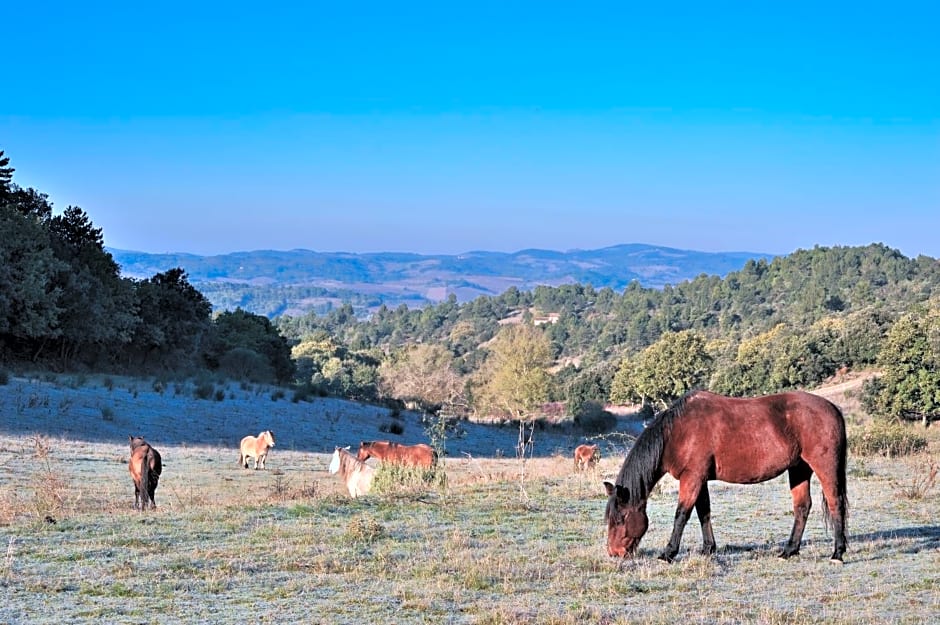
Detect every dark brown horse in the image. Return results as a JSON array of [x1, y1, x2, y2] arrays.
[[604, 390, 848, 563], [357, 440, 437, 468], [129, 435, 162, 510]]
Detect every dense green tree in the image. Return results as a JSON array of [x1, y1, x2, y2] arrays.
[[610, 330, 712, 408], [378, 344, 465, 414], [129, 268, 212, 370], [867, 304, 940, 424], [475, 324, 553, 420], [206, 308, 294, 383], [0, 206, 65, 357], [44, 206, 137, 366]]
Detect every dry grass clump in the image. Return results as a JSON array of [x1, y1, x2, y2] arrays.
[[898, 458, 938, 500], [344, 515, 385, 543]]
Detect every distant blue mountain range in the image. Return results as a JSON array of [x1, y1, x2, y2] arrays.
[[108, 244, 776, 317]]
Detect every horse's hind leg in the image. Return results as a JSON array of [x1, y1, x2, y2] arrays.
[[815, 468, 848, 563], [695, 483, 716, 555], [780, 462, 813, 559]]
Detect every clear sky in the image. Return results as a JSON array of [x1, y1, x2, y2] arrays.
[[3, 1, 938, 258]]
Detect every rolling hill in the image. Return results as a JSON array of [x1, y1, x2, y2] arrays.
[[108, 244, 775, 318]]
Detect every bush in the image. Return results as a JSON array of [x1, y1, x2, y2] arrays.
[[574, 400, 617, 434], [194, 381, 216, 400], [217, 347, 275, 384], [372, 463, 445, 496], [379, 421, 405, 435], [344, 516, 385, 543], [849, 422, 928, 457], [0, 370, 8, 386]]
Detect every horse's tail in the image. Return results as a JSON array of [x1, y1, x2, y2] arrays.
[[139, 449, 151, 506], [821, 407, 849, 534]]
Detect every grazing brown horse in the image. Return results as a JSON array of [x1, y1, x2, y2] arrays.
[[574, 443, 600, 471], [357, 440, 437, 468], [128, 436, 162, 510], [329, 446, 375, 497], [604, 390, 848, 563], [239, 430, 275, 470]]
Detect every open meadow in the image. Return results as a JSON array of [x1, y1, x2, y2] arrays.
[[0, 374, 938, 624]]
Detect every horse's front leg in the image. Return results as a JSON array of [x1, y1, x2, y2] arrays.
[[660, 479, 702, 562], [695, 483, 716, 555]]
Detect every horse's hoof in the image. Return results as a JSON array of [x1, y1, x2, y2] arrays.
[[778, 550, 799, 560], [829, 556, 844, 565], [657, 553, 675, 563]]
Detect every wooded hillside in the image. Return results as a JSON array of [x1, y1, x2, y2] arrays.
[[3, 149, 940, 424]]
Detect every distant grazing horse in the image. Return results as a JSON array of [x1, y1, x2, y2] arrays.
[[239, 430, 275, 470], [329, 447, 375, 497], [574, 444, 599, 471], [128, 436, 162, 510], [357, 440, 437, 468], [604, 390, 848, 563]]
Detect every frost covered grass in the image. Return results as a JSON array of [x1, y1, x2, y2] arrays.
[[0, 375, 938, 623]]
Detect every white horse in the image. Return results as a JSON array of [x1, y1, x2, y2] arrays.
[[239, 430, 275, 470], [329, 446, 375, 498]]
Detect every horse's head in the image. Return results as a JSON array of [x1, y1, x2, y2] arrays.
[[603, 481, 649, 558], [356, 441, 372, 462], [328, 447, 342, 474], [129, 435, 147, 451], [264, 430, 275, 447]]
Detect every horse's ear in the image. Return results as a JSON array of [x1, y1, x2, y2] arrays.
[[603, 481, 629, 501], [344, 446, 351, 451]]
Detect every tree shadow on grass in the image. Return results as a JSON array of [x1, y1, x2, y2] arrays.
[[706, 525, 940, 563], [845, 525, 940, 560]]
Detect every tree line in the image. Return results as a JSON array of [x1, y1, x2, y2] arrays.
[[3, 148, 939, 425], [0, 150, 292, 383]]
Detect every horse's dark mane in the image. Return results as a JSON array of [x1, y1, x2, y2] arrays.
[[615, 392, 694, 505]]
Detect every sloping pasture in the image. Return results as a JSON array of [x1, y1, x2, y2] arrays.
[[0, 376, 938, 624]]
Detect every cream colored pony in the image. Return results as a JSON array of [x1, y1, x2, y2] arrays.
[[329, 446, 375, 498], [239, 430, 275, 470]]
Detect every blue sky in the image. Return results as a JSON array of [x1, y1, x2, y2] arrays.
[[3, 1, 938, 258]]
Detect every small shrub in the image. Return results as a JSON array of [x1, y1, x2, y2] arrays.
[[30, 435, 51, 459], [194, 381, 215, 400], [292, 382, 320, 403], [899, 459, 938, 500], [100, 406, 115, 422], [271, 389, 286, 401], [214, 389, 226, 402], [344, 516, 385, 543], [372, 463, 445, 496], [0, 370, 9, 385], [379, 421, 405, 435], [849, 422, 928, 457], [103, 377, 114, 391]]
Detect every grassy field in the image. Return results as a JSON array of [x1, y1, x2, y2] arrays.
[[0, 376, 938, 624]]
